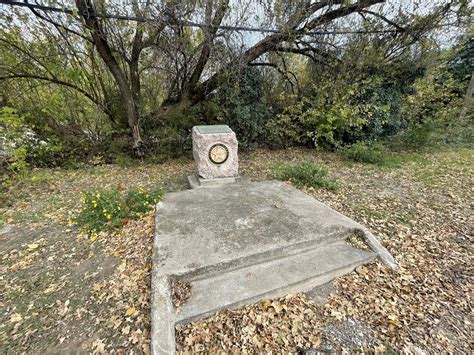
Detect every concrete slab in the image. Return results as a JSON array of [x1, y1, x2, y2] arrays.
[[156, 180, 364, 276], [187, 174, 242, 189], [175, 241, 376, 323], [151, 180, 397, 354]]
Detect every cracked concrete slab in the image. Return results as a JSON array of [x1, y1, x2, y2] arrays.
[[151, 180, 397, 354]]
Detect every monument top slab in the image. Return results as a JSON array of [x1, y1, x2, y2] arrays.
[[155, 180, 368, 276], [195, 125, 232, 135]]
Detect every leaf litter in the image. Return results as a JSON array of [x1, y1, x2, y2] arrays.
[[1, 148, 473, 353]]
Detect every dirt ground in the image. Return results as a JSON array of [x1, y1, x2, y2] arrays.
[[1, 148, 472, 353]]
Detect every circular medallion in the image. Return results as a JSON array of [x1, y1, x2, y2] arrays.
[[208, 143, 229, 164]]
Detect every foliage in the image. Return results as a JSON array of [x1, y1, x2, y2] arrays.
[[340, 141, 389, 165], [1, 2, 470, 159], [211, 67, 270, 149], [29, 171, 53, 184], [267, 77, 395, 149], [392, 61, 472, 150], [0, 107, 62, 173], [272, 161, 337, 190], [106, 136, 133, 160], [447, 36, 473, 82], [113, 154, 139, 167], [266, 44, 423, 149], [75, 187, 162, 234], [144, 101, 200, 160], [1, 29, 111, 154]]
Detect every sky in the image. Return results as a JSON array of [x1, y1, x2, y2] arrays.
[[0, 0, 469, 49]]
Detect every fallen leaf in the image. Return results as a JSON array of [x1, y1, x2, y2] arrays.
[[122, 325, 131, 335], [10, 313, 22, 323], [126, 306, 137, 317]]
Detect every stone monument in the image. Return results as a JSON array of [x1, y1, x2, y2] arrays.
[[188, 125, 239, 188], [152, 124, 398, 354]]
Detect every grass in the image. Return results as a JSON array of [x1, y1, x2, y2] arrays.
[[29, 171, 53, 183], [338, 142, 440, 169], [339, 142, 388, 165], [271, 161, 337, 190]]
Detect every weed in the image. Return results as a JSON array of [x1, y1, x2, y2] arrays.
[[62, 159, 85, 170], [30, 171, 53, 183], [272, 161, 337, 190], [75, 187, 162, 234], [114, 154, 138, 168], [340, 142, 388, 165]]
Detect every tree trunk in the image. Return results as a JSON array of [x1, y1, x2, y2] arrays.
[[76, 0, 144, 157], [460, 72, 474, 120]]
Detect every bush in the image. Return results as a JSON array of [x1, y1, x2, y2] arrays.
[[106, 135, 131, 158], [75, 187, 162, 234], [340, 141, 388, 164], [144, 101, 199, 160], [266, 77, 401, 149], [389, 36, 473, 150], [391, 63, 472, 150], [113, 154, 139, 167], [272, 161, 337, 190], [210, 67, 270, 149], [265, 39, 424, 150], [0, 107, 63, 172]]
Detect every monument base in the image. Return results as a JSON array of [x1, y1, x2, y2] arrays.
[[151, 180, 397, 354], [187, 174, 242, 189]]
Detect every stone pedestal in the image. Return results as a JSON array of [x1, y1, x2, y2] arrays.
[[192, 125, 238, 179]]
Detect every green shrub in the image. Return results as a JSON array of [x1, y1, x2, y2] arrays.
[[114, 154, 138, 167], [266, 101, 309, 148], [266, 77, 398, 149], [75, 187, 162, 234], [144, 101, 199, 159], [266, 42, 423, 150], [391, 45, 473, 150], [272, 161, 337, 190], [211, 67, 270, 149], [1, 107, 63, 172], [62, 159, 85, 170], [340, 141, 388, 164], [106, 136, 131, 157]]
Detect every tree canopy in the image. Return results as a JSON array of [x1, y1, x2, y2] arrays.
[[0, 0, 472, 161]]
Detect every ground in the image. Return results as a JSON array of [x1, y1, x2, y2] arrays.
[[1, 148, 472, 353]]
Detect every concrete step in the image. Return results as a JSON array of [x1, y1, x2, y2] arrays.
[[181, 229, 357, 281], [176, 241, 376, 323]]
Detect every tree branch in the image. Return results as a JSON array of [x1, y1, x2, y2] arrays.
[[274, 45, 338, 64], [187, 0, 229, 93], [248, 62, 295, 93], [24, 0, 93, 43], [1, 73, 104, 108], [360, 9, 407, 32], [194, 0, 385, 101]]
